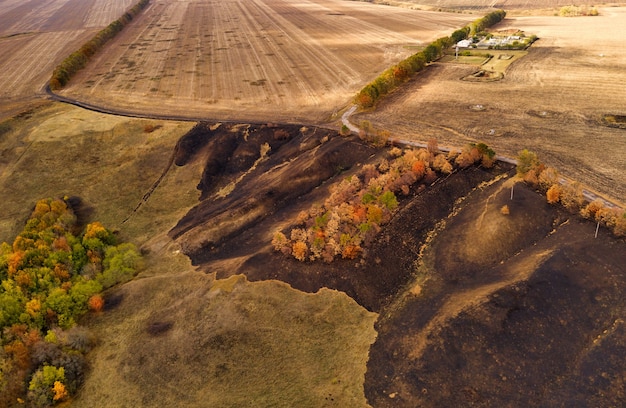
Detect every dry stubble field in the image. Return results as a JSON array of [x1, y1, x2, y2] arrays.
[[357, 7, 626, 201], [0, 0, 135, 119], [58, 0, 474, 123]]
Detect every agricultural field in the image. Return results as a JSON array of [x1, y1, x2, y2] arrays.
[[378, 0, 618, 13], [356, 6, 626, 202], [2, 1, 626, 406], [57, 0, 474, 123], [0, 0, 135, 120]]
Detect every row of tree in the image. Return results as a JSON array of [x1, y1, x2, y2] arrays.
[[0, 198, 143, 406], [355, 10, 506, 108], [49, 0, 150, 90], [516, 149, 626, 237], [273, 141, 496, 262]]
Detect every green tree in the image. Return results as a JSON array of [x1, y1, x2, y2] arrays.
[[28, 365, 66, 407], [516, 149, 540, 176], [44, 288, 75, 329], [69, 280, 103, 316], [379, 191, 399, 210], [97, 243, 143, 289]]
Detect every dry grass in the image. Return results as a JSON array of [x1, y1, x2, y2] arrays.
[[0, 102, 378, 406], [58, 0, 475, 123], [356, 7, 626, 202], [74, 273, 377, 408]]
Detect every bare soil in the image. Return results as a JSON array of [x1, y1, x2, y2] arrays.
[[0, 0, 135, 121], [356, 8, 626, 202], [168, 121, 626, 406], [58, 0, 474, 123]]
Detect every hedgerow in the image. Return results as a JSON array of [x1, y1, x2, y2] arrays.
[[49, 0, 150, 90]]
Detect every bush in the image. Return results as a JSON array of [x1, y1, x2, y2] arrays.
[[97, 243, 143, 288], [28, 365, 66, 406]]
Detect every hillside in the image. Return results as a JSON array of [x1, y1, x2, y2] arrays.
[[1, 101, 624, 406], [1, 0, 626, 406]]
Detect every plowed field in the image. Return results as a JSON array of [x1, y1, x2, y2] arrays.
[[0, 0, 135, 119], [58, 0, 474, 123], [357, 7, 626, 201]]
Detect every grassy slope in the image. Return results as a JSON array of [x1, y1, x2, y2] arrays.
[[0, 103, 377, 407]]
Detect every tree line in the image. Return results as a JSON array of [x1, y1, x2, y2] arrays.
[[273, 141, 496, 263], [355, 9, 506, 108], [516, 150, 626, 237], [49, 0, 150, 90], [0, 198, 142, 406]]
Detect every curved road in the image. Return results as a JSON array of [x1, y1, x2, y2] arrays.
[[45, 86, 622, 212], [342, 104, 622, 211]]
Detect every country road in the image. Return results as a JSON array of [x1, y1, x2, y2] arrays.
[[45, 86, 623, 212], [341, 104, 623, 211]]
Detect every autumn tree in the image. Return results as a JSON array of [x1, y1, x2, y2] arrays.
[[546, 184, 562, 204], [292, 241, 308, 262], [516, 149, 540, 176], [0, 197, 143, 404], [28, 365, 66, 406]]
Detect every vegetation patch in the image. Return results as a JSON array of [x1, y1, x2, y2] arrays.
[[273, 142, 496, 263], [601, 114, 626, 129], [0, 198, 142, 406], [558, 5, 599, 17]]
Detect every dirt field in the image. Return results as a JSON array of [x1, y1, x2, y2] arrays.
[[381, 0, 624, 12], [356, 7, 626, 201], [0, 0, 135, 120], [58, 0, 474, 123]]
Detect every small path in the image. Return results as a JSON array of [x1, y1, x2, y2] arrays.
[[341, 103, 622, 211]]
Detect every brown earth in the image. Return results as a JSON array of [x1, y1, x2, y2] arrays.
[[0, 0, 136, 121], [168, 122, 626, 406], [356, 7, 626, 203], [57, 0, 474, 123]]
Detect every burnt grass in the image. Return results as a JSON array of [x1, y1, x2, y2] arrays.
[[169, 123, 626, 406]]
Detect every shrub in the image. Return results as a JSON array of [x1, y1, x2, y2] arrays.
[[342, 245, 361, 260], [28, 365, 66, 407], [516, 149, 540, 176], [292, 241, 308, 261], [97, 243, 143, 289], [88, 294, 104, 312], [546, 184, 562, 204]]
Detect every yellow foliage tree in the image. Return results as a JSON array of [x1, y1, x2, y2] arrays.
[[52, 381, 68, 401], [546, 184, 562, 204], [292, 241, 308, 262]]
